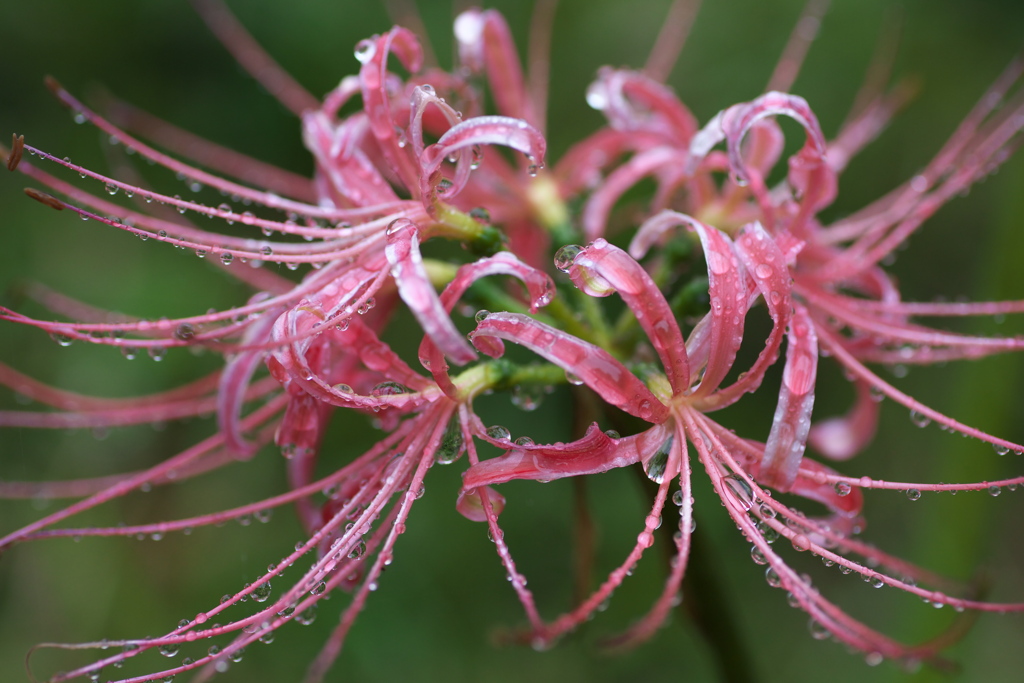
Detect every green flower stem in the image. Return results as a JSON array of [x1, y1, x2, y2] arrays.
[[431, 203, 507, 255], [422, 259, 459, 289], [452, 360, 566, 400]]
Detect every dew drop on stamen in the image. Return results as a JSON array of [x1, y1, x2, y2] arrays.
[[833, 481, 851, 496], [174, 323, 196, 341], [809, 619, 830, 640], [49, 332, 74, 347], [220, 252, 234, 265], [909, 410, 931, 428], [757, 521, 779, 544], [765, 567, 782, 588], [723, 474, 754, 511], [906, 488, 921, 501], [993, 443, 1010, 455], [296, 606, 317, 626], [989, 485, 1002, 497], [436, 417, 463, 464]]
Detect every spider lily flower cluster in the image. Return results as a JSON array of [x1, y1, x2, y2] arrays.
[[1, 1, 1023, 680]]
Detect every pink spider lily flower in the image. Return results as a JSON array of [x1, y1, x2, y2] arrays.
[[0, 245, 555, 682], [2, 4, 547, 416], [625, 74, 1024, 473], [461, 233, 1024, 663], [575, 21, 1024, 466], [3, 0, 1023, 679]]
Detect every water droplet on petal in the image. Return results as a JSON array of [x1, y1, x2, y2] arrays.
[[554, 244, 583, 272], [486, 425, 511, 442], [354, 39, 376, 63]]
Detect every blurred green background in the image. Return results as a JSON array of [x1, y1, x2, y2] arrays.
[[1, 1, 1022, 681]]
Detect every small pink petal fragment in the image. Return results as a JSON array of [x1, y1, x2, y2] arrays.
[[456, 485, 506, 522], [809, 379, 879, 461]]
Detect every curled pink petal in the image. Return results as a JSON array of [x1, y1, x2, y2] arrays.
[[688, 91, 827, 184], [419, 115, 546, 203], [569, 238, 689, 393], [705, 221, 793, 408], [417, 251, 555, 393], [470, 312, 668, 423], [463, 423, 670, 488], [581, 146, 677, 241], [760, 305, 818, 490], [359, 27, 424, 194], [587, 67, 698, 140], [385, 219, 477, 365], [454, 9, 535, 125], [635, 212, 749, 398], [218, 309, 278, 457]]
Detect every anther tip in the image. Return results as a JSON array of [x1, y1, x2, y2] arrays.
[[6, 134, 24, 172], [24, 188, 65, 211]]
